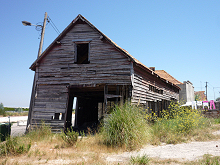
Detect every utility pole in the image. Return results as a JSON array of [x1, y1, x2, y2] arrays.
[[205, 82, 208, 100], [22, 12, 48, 132], [38, 12, 47, 57]]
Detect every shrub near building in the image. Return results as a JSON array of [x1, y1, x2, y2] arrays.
[[100, 102, 149, 150], [150, 101, 210, 144]]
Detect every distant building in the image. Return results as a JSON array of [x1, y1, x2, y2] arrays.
[[151, 70, 195, 104], [177, 81, 195, 104]]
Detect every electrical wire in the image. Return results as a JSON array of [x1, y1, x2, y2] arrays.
[[208, 82, 214, 88], [47, 16, 60, 35]]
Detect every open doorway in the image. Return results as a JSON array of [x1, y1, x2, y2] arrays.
[[65, 85, 104, 132], [65, 85, 131, 132]]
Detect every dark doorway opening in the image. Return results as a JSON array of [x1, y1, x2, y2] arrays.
[[65, 85, 131, 134], [65, 85, 104, 133]]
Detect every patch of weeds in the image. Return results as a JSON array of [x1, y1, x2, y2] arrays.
[[212, 117, 220, 125], [186, 154, 220, 165], [26, 122, 52, 141], [202, 154, 220, 165], [130, 155, 150, 165], [60, 128, 79, 146], [0, 136, 31, 156], [149, 101, 212, 144]]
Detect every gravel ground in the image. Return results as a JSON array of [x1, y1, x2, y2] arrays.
[[105, 121, 220, 163], [106, 130, 220, 163], [106, 140, 220, 163]]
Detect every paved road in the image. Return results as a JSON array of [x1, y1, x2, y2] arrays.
[[0, 116, 28, 123], [1, 115, 75, 137], [0, 116, 28, 137], [11, 124, 26, 136]]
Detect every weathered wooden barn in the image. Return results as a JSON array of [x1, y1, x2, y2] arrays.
[[27, 14, 180, 132]]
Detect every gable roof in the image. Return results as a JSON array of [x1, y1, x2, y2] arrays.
[[155, 70, 183, 85], [29, 14, 180, 90], [30, 14, 138, 70]]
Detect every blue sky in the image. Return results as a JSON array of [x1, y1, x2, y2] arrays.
[[0, 0, 220, 107]]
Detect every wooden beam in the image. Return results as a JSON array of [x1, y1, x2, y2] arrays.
[[104, 85, 108, 114]]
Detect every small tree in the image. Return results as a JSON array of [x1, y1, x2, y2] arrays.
[[0, 103, 6, 116], [15, 107, 23, 112]]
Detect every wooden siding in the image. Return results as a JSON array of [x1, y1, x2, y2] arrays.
[[29, 22, 132, 130], [27, 17, 180, 132], [30, 84, 68, 131], [37, 23, 132, 86], [131, 66, 179, 105]]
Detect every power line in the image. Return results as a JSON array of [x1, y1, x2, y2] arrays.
[[47, 16, 60, 35], [208, 82, 214, 88]]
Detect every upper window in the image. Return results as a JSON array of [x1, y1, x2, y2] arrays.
[[74, 43, 90, 64]]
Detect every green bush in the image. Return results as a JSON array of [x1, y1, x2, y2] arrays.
[[61, 128, 79, 146], [101, 102, 149, 150], [0, 136, 31, 156]]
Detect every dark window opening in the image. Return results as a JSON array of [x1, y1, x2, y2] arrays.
[[149, 85, 163, 94], [75, 43, 90, 64], [53, 113, 64, 120]]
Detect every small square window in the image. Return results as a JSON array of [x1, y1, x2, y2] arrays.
[[74, 43, 90, 64]]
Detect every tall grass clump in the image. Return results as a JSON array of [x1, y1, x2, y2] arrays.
[[130, 155, 150, 165], [150, 101, 209, 144], [0, 136, 31, 156], [100, 102, 149, 150], [26, 122, 52, 141]]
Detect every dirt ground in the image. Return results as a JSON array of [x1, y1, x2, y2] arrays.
[[105, 130, 220, 164], [106, 140, 220, 163]]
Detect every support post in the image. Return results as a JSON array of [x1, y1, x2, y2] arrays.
[[104, 85, 108, 114], [116, 85, 119, 104]]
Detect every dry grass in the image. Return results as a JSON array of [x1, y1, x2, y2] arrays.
[[1, 106, 220, 164], [2, 128, 220, 165], [0, 131, 124, 165]]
